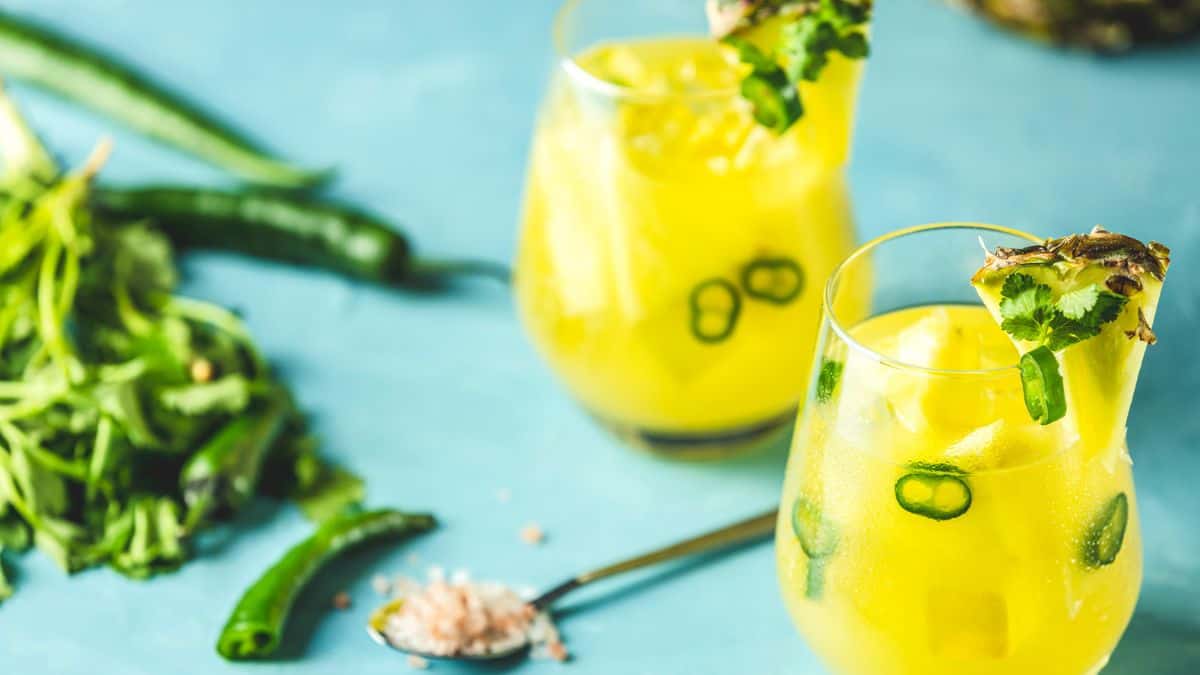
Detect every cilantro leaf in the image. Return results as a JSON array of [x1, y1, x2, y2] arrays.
[[999, 277, 1052, 343], [1056, 284, 1101, 320], [1044, 288, 1127, 351], [1044, 314, 1103, 352], [1001, 272, 1038, 300], [1057, 285, 1126, 326], [998, 276, 1127, 352]]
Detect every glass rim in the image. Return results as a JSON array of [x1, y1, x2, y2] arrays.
[[823, 222, 1043, 377], [552, 0, 741, 102]]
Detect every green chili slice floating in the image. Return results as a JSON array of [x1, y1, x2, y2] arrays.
[[792, 497, 838, 559], [792, 496, 838, 599], [216, 508, 435, 660], [0, 11, 326, 188], [815, 358, 844, 404], [1019, 345, 1067, 425], [689, 278, 741, 344], [894, 464, 972, 521], [741, 256, 804, 304], [1081, 492, 1128, 568]]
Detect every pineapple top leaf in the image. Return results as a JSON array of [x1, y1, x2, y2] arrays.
[[999, 273, 1128, 352]]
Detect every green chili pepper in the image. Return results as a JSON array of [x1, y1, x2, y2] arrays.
[[792, 497, 838, 559], [740, 70, 803, 134], [894, 464, 972, 521], [791, 496, 838, 599], [93, 186, 510, 289], [815, 358, 844, 404], [1081, 492, 1128, 568], [0, 11, 325, 188], [216, 508, 436, 660], [180, 390, 292, 531], [1019, 346, 1067, 425], [741, 256, 804, 304], [689, 278, 741, 344]]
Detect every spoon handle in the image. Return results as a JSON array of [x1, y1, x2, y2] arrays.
[[531, 508, 777, 611]]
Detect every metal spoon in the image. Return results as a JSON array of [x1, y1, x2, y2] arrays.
[[367, 508, 777, 662]]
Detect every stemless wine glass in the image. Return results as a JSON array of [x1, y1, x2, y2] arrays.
[[777, 224, 1142, 675], [514, 0, 868, 458]]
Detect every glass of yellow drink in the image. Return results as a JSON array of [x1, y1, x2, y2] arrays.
[[778, 224, 1145, 675], [514, 0, 868, 458]]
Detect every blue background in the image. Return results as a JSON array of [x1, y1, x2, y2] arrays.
[[0, 1, 1197, 673]]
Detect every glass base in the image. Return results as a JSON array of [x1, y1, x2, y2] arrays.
[[592, 408, 796, 460]]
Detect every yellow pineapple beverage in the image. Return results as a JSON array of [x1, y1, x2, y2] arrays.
[[514, 0, 867, 457], [778, 224, 1165, 675]]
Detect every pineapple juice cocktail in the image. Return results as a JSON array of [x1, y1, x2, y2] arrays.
[[778, 224, 1168, 675], [515, 0, 867, 456]]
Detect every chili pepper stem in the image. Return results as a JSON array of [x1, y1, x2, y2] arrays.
[[405, 258, 513, 287]]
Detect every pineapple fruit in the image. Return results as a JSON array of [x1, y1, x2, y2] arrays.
[[972, 227, 1170, 459], [950, 0, 1200, 52]]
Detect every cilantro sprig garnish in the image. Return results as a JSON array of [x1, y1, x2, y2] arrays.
[[999, 273, 1128, 424], [720, 0, 872, 134]]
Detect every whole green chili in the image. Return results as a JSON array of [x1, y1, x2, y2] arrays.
[[217, 508, 436, 660], [741, 256, 804, 305], [93, 185, 511, 288], [689, 277, 742, 344], [180, 390, 292, 530], [0, 11, 325, 187]]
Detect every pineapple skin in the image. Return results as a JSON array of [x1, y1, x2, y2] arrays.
[[950, 0, 1200, 52]]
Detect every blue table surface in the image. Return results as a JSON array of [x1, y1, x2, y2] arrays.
[[1, 1, 1197, 673]]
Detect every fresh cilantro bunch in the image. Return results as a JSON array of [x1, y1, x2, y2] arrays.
[[999, 273, 1127, 424], [0, 88, 343, 599], [722, 0, 872, 133]]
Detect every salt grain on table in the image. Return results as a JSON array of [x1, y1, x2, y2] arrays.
[[520, 523, 545, 545], [371, 574, 392, 596]]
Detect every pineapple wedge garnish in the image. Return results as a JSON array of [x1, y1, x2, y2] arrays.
[[972, 227, 1170, 459], [706, 1, 872, 134]]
